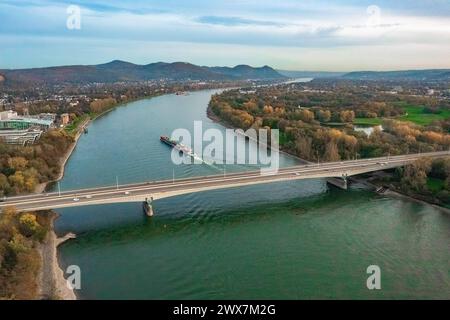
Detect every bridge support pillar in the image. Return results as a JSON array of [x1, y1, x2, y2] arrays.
[[326, 174, 348, 190], [143, 197, 154, 217]]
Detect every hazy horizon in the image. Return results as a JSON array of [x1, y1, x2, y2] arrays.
[[2, 58, 450, 73], [1, 0, 450, 71]]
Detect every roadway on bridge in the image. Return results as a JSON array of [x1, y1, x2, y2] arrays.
[[1, 151, 448, 212]]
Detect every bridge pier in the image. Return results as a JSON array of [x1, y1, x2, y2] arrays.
[[326, 174, 348, 190], [143, 197, 154, 217]]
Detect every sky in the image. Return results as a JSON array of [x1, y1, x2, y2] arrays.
[[0, 0, 450, 71]]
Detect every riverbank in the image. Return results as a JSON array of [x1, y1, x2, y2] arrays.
[[38, 212, 77, 300], [350, 174, 450, 214], [34, 117, 90, 194], [32, 119, 87, 299], [208, 103, 450, 211], [207, 104, 309, 164]]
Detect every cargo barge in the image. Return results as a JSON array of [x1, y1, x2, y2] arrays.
[[160, 135, 194, 156], [160, 135, 215, 166]]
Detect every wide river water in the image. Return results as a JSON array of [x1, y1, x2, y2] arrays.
[[55, 89, 450, 299]]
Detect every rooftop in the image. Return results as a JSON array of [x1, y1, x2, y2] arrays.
[[0, 117, 54, 126]]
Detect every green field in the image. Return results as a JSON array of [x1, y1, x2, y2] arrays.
[[353, 104, 450, 127], [65, 114, 89, 135], [353, 117, 383, 126], [397, 104, 450, 126]]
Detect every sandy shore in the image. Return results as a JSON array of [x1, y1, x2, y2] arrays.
[[38, 214, 77, 300]]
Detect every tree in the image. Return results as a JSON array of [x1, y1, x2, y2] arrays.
[[0, 207, 18, 244], [263, 105, 274, 114], [8, 171, 26, 193], [295, 134, 313, 159], [339, 110, 355, 123], [324, 141, 340, 161], [317, 110, 331, 122], [7, 157, 28, 171], [430, 158, 450, 179], [296, 109, 315, 123], [89, 97, 117, 114], [243, 101, 257, 112], [0, 173, 10, 196], [18, 214, 41, 238], [401, 158, 432, 191]]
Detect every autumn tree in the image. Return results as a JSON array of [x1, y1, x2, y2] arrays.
[[400, 158, 432, 191], [339, 110, 355, 123], [316, 110, 331, 122], [18, 213, 42, 238]]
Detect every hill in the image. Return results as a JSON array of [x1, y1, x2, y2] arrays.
[[341, 69, 450, 81], [277, 70, 345, 79], [0, 60, 286, 85]]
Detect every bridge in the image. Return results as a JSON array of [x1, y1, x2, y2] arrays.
[[1, 151, 448, 215]]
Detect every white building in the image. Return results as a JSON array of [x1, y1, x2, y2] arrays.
[[0, 110, 18, 120]]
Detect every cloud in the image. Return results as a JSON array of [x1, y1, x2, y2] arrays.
[[0, 0, 449, 70], [195, 15, 284, 27]]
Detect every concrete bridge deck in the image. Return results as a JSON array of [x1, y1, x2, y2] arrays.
[[1, 151, 448, 213]]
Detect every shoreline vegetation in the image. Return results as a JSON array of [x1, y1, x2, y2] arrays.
[[0, 208, 51, 299], [207, 86, 450, 210], [210, 103, 450, 211], [208, 102, 450, 210]]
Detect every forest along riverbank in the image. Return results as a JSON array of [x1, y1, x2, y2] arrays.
[[208, 100, 448, 209], [35, 118, 90, 194], [207, 87, 450, 210]]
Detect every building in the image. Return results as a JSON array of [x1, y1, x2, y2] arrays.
[[28, 113, 57, 122], [0, 129, 43, 146], [0, 110, 17, 120], [0, 110, 54, 131], [0, 117, 54, 131], [60, 113, 70, 126]]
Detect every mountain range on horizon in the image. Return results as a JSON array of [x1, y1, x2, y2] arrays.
[[1, 60, 449, 86], [341, 69, 450, 81], [277, 69, 450, 81], [0, 60, 286, 86]]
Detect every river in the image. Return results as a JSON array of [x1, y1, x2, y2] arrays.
[[55, 89, 450, 299]]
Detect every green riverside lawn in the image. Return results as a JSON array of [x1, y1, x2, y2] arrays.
[[398, 105, 450, 125], [354, 104, 450, 127]]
